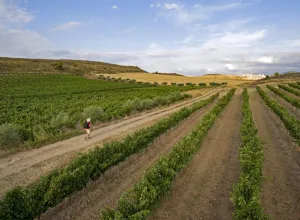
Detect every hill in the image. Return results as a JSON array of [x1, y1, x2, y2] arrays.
[[0, 57, 146, 75]]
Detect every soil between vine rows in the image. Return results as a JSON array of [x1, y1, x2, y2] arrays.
[[0, 88, 222, 198], [149, 89, 242, 220], [39, 94, 222, 220], [250, 89, 300, 220]]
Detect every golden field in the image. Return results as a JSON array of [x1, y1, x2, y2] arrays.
[[101, 72, 253, 86]]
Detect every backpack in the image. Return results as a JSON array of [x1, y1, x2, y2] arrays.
[[83, 121, 89, 129]]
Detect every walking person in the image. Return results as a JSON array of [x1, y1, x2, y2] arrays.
[[84, 118, 92, 140]]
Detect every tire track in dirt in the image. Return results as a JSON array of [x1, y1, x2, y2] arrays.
[[149, 90, 242, 220], [264, 86, 300, 120], [40, 96, 221, 220], [250, 89, 300, 220], [0, 89, 223, 197]]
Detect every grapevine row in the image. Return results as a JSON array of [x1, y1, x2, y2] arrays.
[[0, 74, 205, 149], [257, 86, 300, 145], [267, 85, 300, 109], [101, 89, 235, 220], [0, 93, 219, 220], [230, 88, 267, 220], [278, 84, 300, 97], [288, 82, 300, 90]]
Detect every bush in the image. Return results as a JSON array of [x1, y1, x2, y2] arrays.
[[50, 112, 70, 130], [185, 82, 192, 86], [0, 124, 31, 149], [162, 82, 168, 85], [171, 82, 176, 86], [82, 106, 107, 122], [177, 83, 184, 86], [198, 83, 206, 86], [54, 62, 64, 71]]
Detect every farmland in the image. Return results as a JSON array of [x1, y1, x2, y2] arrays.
[[0, 74, 208, 150], [0, 70, 300, 220]]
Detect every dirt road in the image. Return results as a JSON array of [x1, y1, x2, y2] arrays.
[[0, 89, 222, 197], [149, 89, 242, 220], [250, 89, 300, 220], [40, 95, 220, 220]]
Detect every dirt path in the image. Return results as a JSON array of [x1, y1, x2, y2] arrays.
[[264, 86, 300, 120], [149, 90, 242, 220], [0, 89, 222, 198], [40, 96, 220, 220], [250, 89, 300, 220]]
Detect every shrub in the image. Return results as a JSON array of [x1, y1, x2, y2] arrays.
[[177, 83, 184, 86], [198, 83, 206, 86], [54, 62, 64, 71], [50, 112, 70, 130], [162, 82, 168, 85], [0, 124, 31, 149], [82, 106, 107, 122], [185, 82, 192, 86], [171, 82, 176, 86]]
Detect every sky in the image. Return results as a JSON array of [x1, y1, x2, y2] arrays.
[[1, 0, 300, 75]]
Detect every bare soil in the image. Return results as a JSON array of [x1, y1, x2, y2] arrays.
[[0, 89, 222, 198], [149, 89, 243, 220], [40, 96, 220, 220], [250, 89, 300, 220]]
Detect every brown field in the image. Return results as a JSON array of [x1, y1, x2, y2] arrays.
[[101, 72, 253, 86]]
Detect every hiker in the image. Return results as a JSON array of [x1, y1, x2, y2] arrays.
[[84, 118, 92, 139]]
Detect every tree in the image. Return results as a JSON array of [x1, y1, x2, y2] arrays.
[[274, 72, 280, 76]]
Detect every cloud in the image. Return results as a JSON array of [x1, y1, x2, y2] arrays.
[[0, 0, 34, 25], [52, 21, 82, 31], [112, 5, 118, 9], [150, 4, 161, 8], [124, 27, 136, 33], [0, 26, 52, 57], [164, 3, 180, 10], [174, 36, 193, 44], [151, 1, 247, 25]]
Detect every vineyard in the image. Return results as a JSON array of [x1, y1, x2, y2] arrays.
[[0, 74, 204, 149], [0, 74, 300, 220]]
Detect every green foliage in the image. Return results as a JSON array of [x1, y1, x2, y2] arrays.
[[230, 88, 268, 220], [162, 82, 168, 85], [185, 82, 192, 86], [209, 82, 221, 86], [100, 89, 235, 219], [288, 82, 300, 90], [274, 72, 280, 76], [0, 74, 200, 147], [171, 82, 176, 86], [278, 84, 300, 97], [198, 83, 206, 86], [81, 106, 107, 122], [177, 83, 184, 86], [0, 124, 32, 149], [267, 85, 300, 109], [265, 75, 270, 79], [54, 62, 64, 71], [257, 86, 300, 145], [0, 93, 219, 220]]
